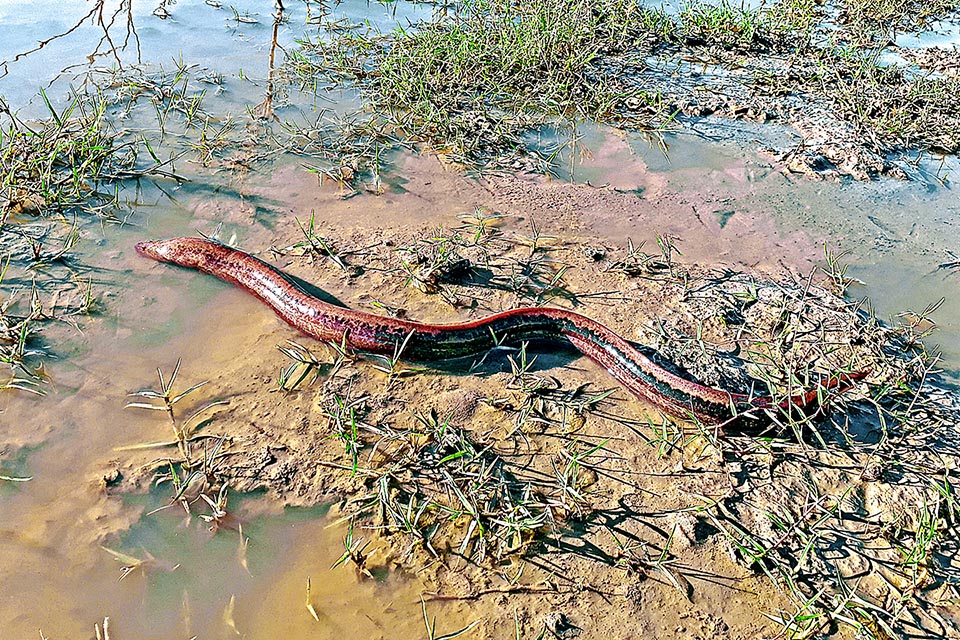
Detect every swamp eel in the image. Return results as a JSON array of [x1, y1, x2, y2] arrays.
[[136, 237, 866, 424]]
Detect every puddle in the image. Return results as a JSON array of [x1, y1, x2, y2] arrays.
[[0, 0, 435, 115], [895, 16, 960, 49], [564, 127, 960, 380]]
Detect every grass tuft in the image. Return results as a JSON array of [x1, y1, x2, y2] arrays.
[[287, 0, 676, 168]]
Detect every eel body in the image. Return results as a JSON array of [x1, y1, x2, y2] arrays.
[[136, 237, 866, 423]]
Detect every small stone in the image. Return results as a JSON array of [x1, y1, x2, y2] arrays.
[[543, 612, 582, 639], [102, 468, 122, 487]]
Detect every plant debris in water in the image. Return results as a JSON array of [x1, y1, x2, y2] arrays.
[[0, 60, 218, 390], [0, 93, 129, 391]]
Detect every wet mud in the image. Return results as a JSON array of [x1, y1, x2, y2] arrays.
[[97, 156, 959, 638], [1, 2, 959, 638]]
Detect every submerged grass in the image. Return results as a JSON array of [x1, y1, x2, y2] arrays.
[[0, 63, 211, 388]]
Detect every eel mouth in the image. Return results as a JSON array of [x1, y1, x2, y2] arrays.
[[134, 240, 164, 260]]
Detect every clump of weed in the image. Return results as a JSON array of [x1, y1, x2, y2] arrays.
[[838, 0, 960, 41], [123, 359, 233, 527], [766, 0, 822, 39], [678, 0, 776, 51], [675, 0, 829, 52], [818, 52, 960, 153], [0, 92, 130, 218], [289, 0, 676, 168]]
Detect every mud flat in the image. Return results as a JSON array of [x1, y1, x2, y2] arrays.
[[96, 156, 958, 639], [1, 1, 959, 638]]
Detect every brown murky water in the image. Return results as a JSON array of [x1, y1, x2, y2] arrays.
[[2, 1, 959, 638]]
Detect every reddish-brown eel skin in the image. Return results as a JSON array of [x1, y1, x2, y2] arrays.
[[136, 237, 867, 424]]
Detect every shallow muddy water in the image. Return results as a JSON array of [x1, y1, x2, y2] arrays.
[[2, 2, 960, 638], [549, 122, 960, 379]]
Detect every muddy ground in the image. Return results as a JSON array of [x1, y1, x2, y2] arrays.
[[2, 2, 960, 638], [636, 41, 959, 183], [100, 157, 960, 639]]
